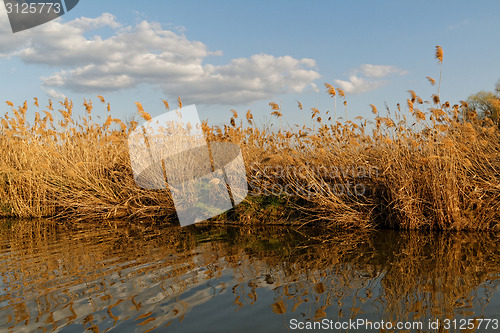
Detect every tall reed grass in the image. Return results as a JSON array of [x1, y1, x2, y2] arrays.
[[0, 47, 499, 229]]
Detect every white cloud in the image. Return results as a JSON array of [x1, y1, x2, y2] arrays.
[[0, 12, 320, 105], [42, 87, 66, 100], [334, 75, 387, 94], [334, 64, 407, 94], [357, 64, 408, 78], [67, 13, 122, 30], [448, 18, 470, 30], [0, 6, 28, 55]]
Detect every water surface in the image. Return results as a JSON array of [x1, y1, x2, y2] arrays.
[[0, 220, 499, 332]]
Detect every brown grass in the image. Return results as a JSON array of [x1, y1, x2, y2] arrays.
[[0, 47, 499, 229]]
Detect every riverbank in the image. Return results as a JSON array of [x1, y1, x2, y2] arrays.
[[0, 92, 498, 230]]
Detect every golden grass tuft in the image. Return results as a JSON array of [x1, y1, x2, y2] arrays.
[[435, 45, 443, 63], [162, 99, 169, 110], [324, 83, 336, 97], [246, 110, 253, 125]]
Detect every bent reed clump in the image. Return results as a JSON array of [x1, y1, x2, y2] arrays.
[[1, 49, 499, 230]]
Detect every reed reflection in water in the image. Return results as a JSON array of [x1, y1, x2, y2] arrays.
[[0, 220, 499, 332]]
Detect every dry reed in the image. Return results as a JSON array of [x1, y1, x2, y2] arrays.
[[0, 47, 499, 230]]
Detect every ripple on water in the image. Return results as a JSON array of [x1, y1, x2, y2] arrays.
[[0, 221, 499, 332]]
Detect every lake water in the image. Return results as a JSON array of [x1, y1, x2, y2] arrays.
[[0, 220, 499, 332]]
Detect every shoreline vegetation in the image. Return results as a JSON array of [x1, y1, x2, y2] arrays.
[[1, 47, 499, 230]]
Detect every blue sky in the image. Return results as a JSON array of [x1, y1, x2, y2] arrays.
[[1, 0, 499, 128]]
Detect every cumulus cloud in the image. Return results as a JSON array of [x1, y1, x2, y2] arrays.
[[0, 11, 320, 104], [334, 64, 407, 94]]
